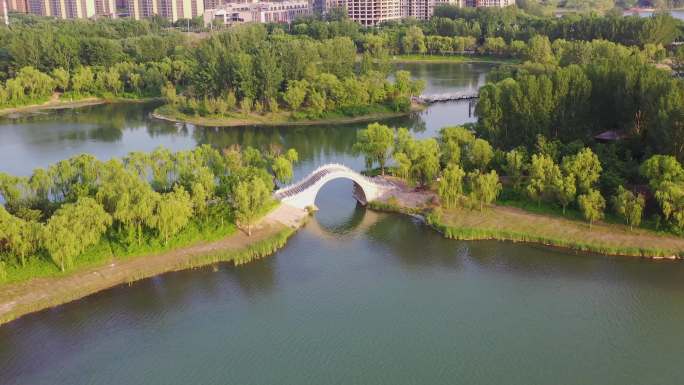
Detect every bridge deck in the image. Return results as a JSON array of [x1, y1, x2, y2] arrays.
[[416, 92, 479, 103], [274, 164, 394, 200]]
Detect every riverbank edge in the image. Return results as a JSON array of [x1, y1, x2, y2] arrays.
[[0, 208, 308, 326], [367, 200, 684, 260], [390, 54, 518, 65], [151, 103, 425, 128], [0, 96, 158, 118]]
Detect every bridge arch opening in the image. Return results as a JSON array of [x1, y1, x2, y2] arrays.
[[274, 164, 394, 210]]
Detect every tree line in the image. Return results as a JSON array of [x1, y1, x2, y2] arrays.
[[354, 122, 684, 234], [0, 145, 299, 280], [289, 6, 683, 54]]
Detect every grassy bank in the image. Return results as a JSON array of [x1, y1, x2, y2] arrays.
[[391, 54, 519, 64], [0, 204, 305, 326], [367, 190, 684, 260], [426, 206, 684, 259], [152, 103, 424, 127], [0, 94, 157, 118]]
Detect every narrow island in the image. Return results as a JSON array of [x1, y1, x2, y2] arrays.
[[0, 145, 309, 325]]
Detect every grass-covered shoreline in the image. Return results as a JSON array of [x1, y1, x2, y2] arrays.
[[368, 197, 684, 260], [0, 94, 157, 118], [152, 103, 425, 127], [0, 205, 306, 326], [391, 54, 519, 64]]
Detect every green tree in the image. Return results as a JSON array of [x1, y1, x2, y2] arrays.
[[526, 35, 554, 64], [526, 153, 561, 205], [470, 138, 494, 171], [503, 148, 527, 192], [353, 123, 395, 175], [96, 160, 158, 245], [612, 186, 645, 230], [411, 139, 441, 187], [43, 197, 112, 271], [283, 80, 308, 111], [553, 173, 577, 214], [402, 26, 426, 54], [233, 176, 271, 236], [468, 170, 502, 211], [0, 206, 42, 267], [151, 185, 193, 245], [578, 189, 605, 228], [562, 148, 602, 193], [438, 164, 466, 208], [51, 68, 70, 92], [272, 156, 294, 185]]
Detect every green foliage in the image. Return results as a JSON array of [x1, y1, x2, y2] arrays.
[[526, 153, 561, 205], [43, 197, 112, 271], [353, 123, 395, 175], [272, 156, 294, 185], [578, 189, 606, 228], [150, 185, 193, 245], [562, 148, 602, 194], [438, 164, 465, 208], [503, 148, 527, 191], [233, 176, 272, 236], [468, 170, 502, 211], [0, 144, 294, 279], [612, 186, 645, 230]]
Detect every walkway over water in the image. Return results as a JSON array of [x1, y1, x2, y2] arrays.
[[274, 164, 397, 209], [416, 92, 479, 103]]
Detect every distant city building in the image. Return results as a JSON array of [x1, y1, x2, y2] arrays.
[[25, 0, 97, 18], [312, 0, 401, 26], [205, 0, 310, 25], [127, 0, 204, 21], [95, 0, 116, 17], [401, 0, 461, 20], [7, 0, 28, 12], [0, 0, 8, 25], [465, 0, 512, 7], [313, 0, 508, 25]]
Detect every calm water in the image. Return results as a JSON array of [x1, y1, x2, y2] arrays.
[[626, 10, 684, 20], [0, 62, 488, 177], [2, 62, 684, 385]]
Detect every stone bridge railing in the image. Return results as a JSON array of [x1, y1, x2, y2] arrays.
[[274, 163, 396, 209]]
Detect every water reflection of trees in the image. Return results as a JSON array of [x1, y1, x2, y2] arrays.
[[223, 257, 277, 297], [362, 213, 464, 269]]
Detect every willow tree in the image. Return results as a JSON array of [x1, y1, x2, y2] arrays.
[[353, 123, 394, 175], [0, 206, 42, 267], [233, 176, 271, 236], [578, 189, 605, 229], [43, 197, 111, 271], [151, 186, 193, 245], [438, 164, 466, 209], [612, 186, 645, 231], [468, 170, 502, 211]]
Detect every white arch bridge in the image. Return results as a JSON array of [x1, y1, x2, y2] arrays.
[[274, 164, 398, 209]]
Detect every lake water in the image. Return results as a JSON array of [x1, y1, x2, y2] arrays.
[[2, 62, 684, 385]]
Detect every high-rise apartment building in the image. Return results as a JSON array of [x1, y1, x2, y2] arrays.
[[315, 0, 506, 25], [0, 0, 8, 25], [319, 0, 400, 26], [94, 0, 115, 16], [7, 0, 28, 12], [26, 0, 96, 18], [127, 0, 204, 21], [23, 0, 115, 17], [205, 0, 310, 25], [465, 0, 511, 7]]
